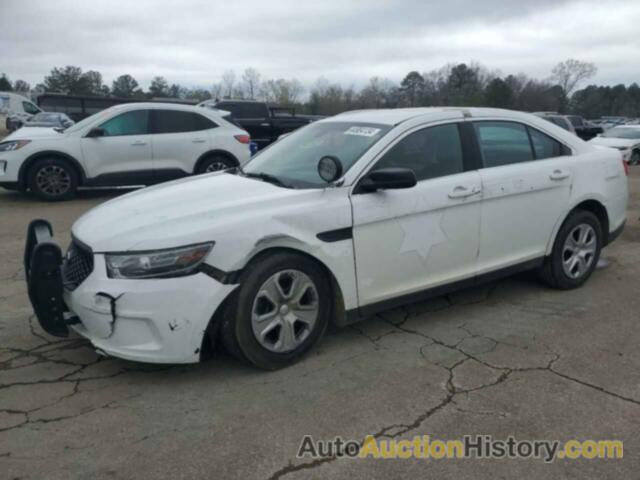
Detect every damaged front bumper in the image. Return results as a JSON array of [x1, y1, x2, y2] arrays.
[[24, 219, 238, 364]]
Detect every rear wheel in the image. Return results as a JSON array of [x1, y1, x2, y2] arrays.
[[630, 150, 640, 166], [197, 154, 235, 174], [539, 210, 602, 289], [221, 252, 331, 370], [27, 157, 78, 201]]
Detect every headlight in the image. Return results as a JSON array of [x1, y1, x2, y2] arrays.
[[105, 242, 214, 279], [0, 140, 31, 152]]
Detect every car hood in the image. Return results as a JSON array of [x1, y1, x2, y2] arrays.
[[589, 137, 639, 148], [3, 126, 63, 140], [72, 172, 309, 252]]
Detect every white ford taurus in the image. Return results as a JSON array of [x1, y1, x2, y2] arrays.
[[24, 107, 628, 369]]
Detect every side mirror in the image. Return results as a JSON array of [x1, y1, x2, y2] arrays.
[[87, 127, 105, 138], [356, 168, 417, 193], [317, 156, 343, 183]]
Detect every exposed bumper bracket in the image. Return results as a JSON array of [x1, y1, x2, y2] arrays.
[[24, 219, 72, 337]]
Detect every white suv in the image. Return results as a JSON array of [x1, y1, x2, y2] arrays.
[[24, 108, 628, 369], [0, 103, 251, 200]]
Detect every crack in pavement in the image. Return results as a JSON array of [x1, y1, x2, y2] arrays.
[[266, 295, 639, 479]]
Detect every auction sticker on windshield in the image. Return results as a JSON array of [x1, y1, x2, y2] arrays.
[[344, 126, 381, 137]]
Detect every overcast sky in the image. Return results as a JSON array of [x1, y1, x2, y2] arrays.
[[1, 0, 639, 90]]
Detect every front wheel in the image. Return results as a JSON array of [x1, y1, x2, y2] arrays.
[[221, 252, 331, 370], [539, 210, 602, 289], [27, 158, 78, 201]]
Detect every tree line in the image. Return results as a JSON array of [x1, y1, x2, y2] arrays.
[[1, 59, 639, 119]]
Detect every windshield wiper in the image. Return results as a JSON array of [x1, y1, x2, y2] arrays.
[[243, 171, 292, 188]]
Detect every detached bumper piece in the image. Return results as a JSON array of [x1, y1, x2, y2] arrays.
[[24, 219, 77, 337]]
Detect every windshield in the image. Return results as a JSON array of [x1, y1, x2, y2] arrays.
[[243, 121, 391, 188], [602, 127, 640, 139]]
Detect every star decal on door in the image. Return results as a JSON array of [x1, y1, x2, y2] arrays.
[[397, 212, 449, 262]]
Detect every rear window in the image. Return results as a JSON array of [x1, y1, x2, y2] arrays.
[[218, 102, 267, 119], [153, 110, 217, 134]]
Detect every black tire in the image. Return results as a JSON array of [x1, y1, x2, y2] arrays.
[[221, 252, 331, 370], [196, 154, 235, 174], [539, 210, 602, 289], [27, 157, 78, 201], [630, 150, 640, 166]]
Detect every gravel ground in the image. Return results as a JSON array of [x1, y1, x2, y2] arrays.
[[1, 169, 639, 479]]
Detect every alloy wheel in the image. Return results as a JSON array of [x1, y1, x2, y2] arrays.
[[251, 269, 319, 353], [35, 165, 71, 196], [205, 161, 228, 172], [562, 223, 597, 279]]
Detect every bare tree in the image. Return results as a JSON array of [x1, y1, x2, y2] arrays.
[[221, 70, 236, 99], [551, 59, 597, 98], [242, 68, 261, 99]]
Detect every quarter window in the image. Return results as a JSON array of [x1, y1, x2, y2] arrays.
[[474, 121, 533, 167], [374, 124, 464, 181], [528, 127, 565, 160], [153, 110, 217, 134], [99, 110, 149, 136]]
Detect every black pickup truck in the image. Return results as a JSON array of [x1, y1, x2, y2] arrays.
[[566, 115, 603, 141], [200, 100, 323, 149]]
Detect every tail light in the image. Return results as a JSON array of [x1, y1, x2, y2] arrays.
[[234, 134, 250, 144], [623, 158, 629, 176]]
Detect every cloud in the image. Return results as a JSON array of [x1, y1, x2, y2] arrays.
[[0, 0, 638, 89]]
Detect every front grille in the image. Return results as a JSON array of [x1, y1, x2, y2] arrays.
[[62, 241, 94, 291]]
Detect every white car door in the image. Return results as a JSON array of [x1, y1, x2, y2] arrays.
[[473, 120, 573, 274], [150, 109, 215, 182], [351, 122, 482, 308], [81, 109, 153, 183]]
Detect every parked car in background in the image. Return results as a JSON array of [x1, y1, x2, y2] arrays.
[[0, 92, 43, 131], [24, 107, 628, 368], [0, 103, 250, 200], [199, 99, 323, 149], [590, 125, 640, 165], [23, 112, 75, 129], [566, 115, 603, 141], [533, 113, 576, 134]]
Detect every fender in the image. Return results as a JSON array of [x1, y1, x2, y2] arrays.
[[18, 150, 87, 188]]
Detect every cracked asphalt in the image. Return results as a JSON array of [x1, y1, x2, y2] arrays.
[[1, 170, 639, 479]]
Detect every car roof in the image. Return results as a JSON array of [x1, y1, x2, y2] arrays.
[[330, 107, 555, 126], [108, 102, 216, 114]]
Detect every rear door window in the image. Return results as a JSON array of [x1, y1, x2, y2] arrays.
[[474, 121, 534, 167]]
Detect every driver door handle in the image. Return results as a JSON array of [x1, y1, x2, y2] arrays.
[[131, 140, 147, 146], [448, 185, 481, 199]]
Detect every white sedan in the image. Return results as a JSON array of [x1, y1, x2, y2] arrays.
[[589, 125, 640, 165], [24, 108, 628, 369], [0, 103, 251, 200]]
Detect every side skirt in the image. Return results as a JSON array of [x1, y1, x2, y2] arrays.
[[341, 257, 545, 326]]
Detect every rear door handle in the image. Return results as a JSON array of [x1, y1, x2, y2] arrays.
[[448, 185, 482, 199], [549, 169, 570, 181], [192, 138, 206, 143], [131, 140, 147, 146]]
